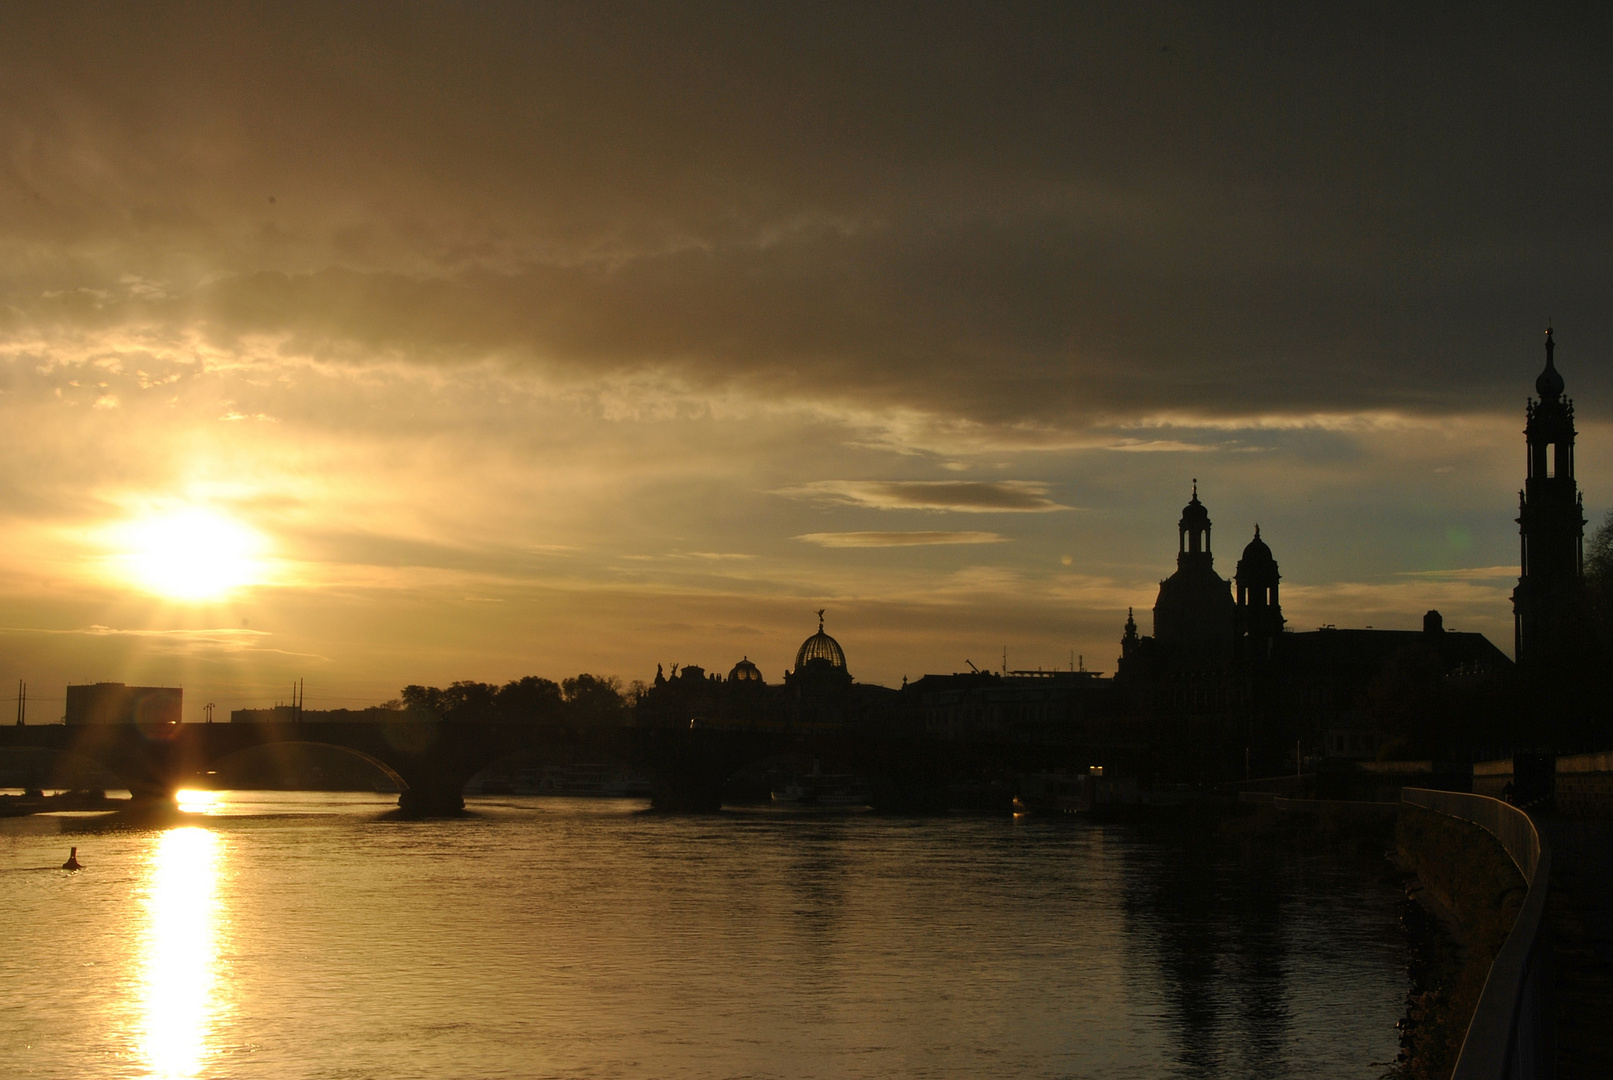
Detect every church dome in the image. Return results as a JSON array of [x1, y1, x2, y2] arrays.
[[1536, 327, 1564, 400], [794, 613, 847, 671], [1180, 485, 1209, 526], [1240, 526, 1275, 565], [728, 657, 764, 683]]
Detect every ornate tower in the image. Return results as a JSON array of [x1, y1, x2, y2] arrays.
[[1235, 526, 1284, 661], [1512, 327, 1588, 668], [1177, 480, 1213, 564]]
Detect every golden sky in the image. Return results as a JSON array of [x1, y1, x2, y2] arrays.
[[3, 5, 1611, 716]]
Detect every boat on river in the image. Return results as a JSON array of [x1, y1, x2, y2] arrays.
[[1013, 768, 1139, 818], [771, 766, 868, 809]]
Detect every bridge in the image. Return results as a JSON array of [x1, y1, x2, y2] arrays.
[[0, 716, 1148, 815]]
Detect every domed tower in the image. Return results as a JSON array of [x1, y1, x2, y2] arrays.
[[722, 655, 768, 725], [792, 611, 849, 679], [1152, 482, 1235, 672], [727, 657, 765, 684], [1235, 525, 1284, 661], [1513, 327, 1589, 669], [1178, 483, 1213, 563], [1120, 607, 1140, 661], [784, 610, 853, 721]]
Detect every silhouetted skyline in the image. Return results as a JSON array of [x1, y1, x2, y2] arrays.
[[2, 5, 1612, 714]]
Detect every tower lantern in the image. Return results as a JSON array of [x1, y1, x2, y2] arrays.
[[1178, 479, 1212, 557]]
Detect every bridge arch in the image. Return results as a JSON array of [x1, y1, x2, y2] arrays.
[[0, 743, 126, 793], [203, 740, 406, 794]]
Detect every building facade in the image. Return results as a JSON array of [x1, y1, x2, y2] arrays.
[[65, 682, 182, 725]]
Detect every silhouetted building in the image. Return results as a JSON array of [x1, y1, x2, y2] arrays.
[[900, 669, 1113, 742], [727, 657, 764, 684], [1118, 488, 1513, 771], [786, 610, 853, 695], [1272, 616, 1510, 727], [65, 682, 181, 725], [1119, 608, 1141, 672], [1152, 483, 1235, 673], [635, 613, 896, 732], [1115, 485, 1243, 721], [1512, 326, 1590, 670], [1234, 525, 1284, 662]]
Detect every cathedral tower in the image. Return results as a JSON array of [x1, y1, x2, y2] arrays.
[[1512, 327, 1588, 668], [1235, 526, 1284, 661], [1152, 482, 1235, 671]]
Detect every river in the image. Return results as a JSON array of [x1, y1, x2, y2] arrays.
[[0, 792, 1406, 1079]]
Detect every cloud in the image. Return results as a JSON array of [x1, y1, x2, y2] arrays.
[[777, 480, 1069, 513], [2, 5, 1609, 431], [795, 531, 1008, 547], [1396, 566, 1518, 582], [0, 624, 269, 638], [0, 623, 308, 657]]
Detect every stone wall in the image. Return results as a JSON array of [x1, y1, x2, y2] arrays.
[[1554, 752, 1613, 818]]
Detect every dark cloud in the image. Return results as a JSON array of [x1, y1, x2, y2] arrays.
[[3, 3, 1613, 426]]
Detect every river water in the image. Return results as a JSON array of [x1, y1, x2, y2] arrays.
[[1, 792, 1406, 1079]]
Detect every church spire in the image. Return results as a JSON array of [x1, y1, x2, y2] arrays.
[[1536, 326, 1564, 400], [1514, 327, 1586, 669]]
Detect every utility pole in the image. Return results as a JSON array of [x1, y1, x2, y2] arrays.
[[204, 702, 215, 724]]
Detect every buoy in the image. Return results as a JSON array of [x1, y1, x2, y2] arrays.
[[61, 847, 81, 871]]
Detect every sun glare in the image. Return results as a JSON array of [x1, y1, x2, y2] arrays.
[[117, 508, 268, 601], [176, 788, 223, 814]]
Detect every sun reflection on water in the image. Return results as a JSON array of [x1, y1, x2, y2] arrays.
[[175, 789, 221, 814], [139, 827, 223, 1079]]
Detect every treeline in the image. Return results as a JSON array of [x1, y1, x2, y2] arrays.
[[397, 674, 628, 725]]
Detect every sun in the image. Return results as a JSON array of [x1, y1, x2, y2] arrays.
[[117, 508, 268, 601]]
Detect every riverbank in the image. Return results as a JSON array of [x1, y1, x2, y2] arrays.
[[0, 789, 130, 817], [1215, 798, 1532, 1080], [1384, 806, 1525, 1080]]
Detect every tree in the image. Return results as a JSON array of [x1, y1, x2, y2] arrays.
[[398, 681, 497, 722], [1585, 510, 1613, 653], [562, 673, 626, 726], [398, 674, 623, 726], [494, 676, 563, 723], [400, 684, 443, 717], [439, 681, 498, 722]]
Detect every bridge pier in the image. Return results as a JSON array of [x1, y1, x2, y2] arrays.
[[649, 774, 725, 813], [393, 769, 471, 816], [640, 729, 729, 812]]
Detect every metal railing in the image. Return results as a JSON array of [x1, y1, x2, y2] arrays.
[[1401, 787, 1553, 1080]]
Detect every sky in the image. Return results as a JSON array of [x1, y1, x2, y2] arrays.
[[3, 3, 1613, 718]]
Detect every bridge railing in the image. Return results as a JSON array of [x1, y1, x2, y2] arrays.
[[1400, 787, 1552, 1080]]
